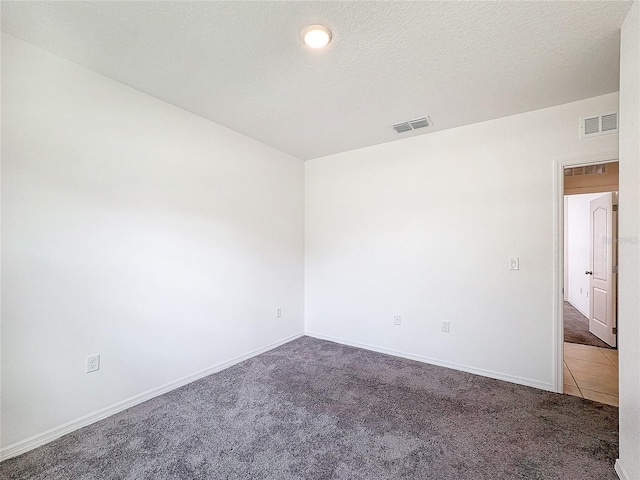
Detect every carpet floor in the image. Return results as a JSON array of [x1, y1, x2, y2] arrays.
[[564, 302, 614, 349], [0, 337, 618, 480]]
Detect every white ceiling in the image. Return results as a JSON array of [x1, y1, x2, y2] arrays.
[[1, 1, 632, 160]]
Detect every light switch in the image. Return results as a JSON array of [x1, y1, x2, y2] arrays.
[[510, 257, 520, 270]]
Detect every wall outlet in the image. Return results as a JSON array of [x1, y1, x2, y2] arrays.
[[393, 315, 401, 326], [509, 257, 520, 270], [86, 354, 100, 373], [276, 307, 282, 318], [442, 321, 450, 333]]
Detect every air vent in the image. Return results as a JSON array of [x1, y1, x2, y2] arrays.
[[409, 117, 430, 129], [580, 112, 618, 138], [584, 117, 600, 135], [564, 163, 607, 177], [601, 113, 618, 132], [393, 122, 412, 133], [393, 116, 432, 133]]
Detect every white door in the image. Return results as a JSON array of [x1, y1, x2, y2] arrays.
[[587, 193, 617, 347]]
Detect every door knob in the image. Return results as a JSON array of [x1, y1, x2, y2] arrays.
[[585, 271, 593, 275]]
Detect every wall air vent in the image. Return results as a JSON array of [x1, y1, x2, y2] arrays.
[[580, 112, 618, 138], [601, 113, 618, 132], [393, 116, 432, 133]]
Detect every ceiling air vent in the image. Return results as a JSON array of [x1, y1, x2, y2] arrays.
[[393, 116, 432, 134], [393, 122, 412, 133], [564, 163, 607, 177], [580, 112, 618, 138], [409, 117, 430, 129]]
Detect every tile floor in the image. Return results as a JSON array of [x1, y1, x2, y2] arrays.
[[564, 342, 618, 406]]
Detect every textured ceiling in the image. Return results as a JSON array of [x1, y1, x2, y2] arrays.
[[1, 1, 632, 160]]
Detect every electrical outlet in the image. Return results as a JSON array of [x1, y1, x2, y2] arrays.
[[442, 321, 450, 333], [86, 354, 100, 373], [276, 307, 282, 318], [393, 315, 401, 326]]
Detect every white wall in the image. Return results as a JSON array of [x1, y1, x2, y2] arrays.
[[305, 93, 619, 392], [1, 34, 305, 450], [566, 193, 607, 317], [617, 2, 640, 479]]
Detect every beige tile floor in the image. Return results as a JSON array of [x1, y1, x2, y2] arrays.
[[564, 342, 618, 406]]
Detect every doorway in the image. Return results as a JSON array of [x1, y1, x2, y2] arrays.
[[561, 161, 619, 406]]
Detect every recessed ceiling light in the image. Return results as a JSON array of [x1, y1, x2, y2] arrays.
[[302, 25, 332, 49]]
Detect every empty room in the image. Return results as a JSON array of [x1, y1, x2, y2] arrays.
[[1, 2, 639, 480]]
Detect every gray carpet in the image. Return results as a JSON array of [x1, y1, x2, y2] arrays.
[[0, 337, 618, 480], [564, 301, 614, 349]]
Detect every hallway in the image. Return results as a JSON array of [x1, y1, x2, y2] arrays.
[[564, 342, 619, 406]]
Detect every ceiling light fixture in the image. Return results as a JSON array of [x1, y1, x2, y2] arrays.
[[302, 24, 332, 49]]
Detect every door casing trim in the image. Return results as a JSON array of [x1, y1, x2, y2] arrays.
[[552, 151, 618, 393]]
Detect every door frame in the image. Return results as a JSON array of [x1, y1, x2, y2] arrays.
[[552, 151, 618, 393]]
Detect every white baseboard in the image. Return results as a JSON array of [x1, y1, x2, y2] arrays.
[[615, 459, 631, 480], [305, 331, 555, 392], [0, 332, 304, 462], [567, 299, 589, 319]]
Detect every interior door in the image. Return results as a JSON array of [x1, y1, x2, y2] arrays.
[[587, 192, 617, 347]]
